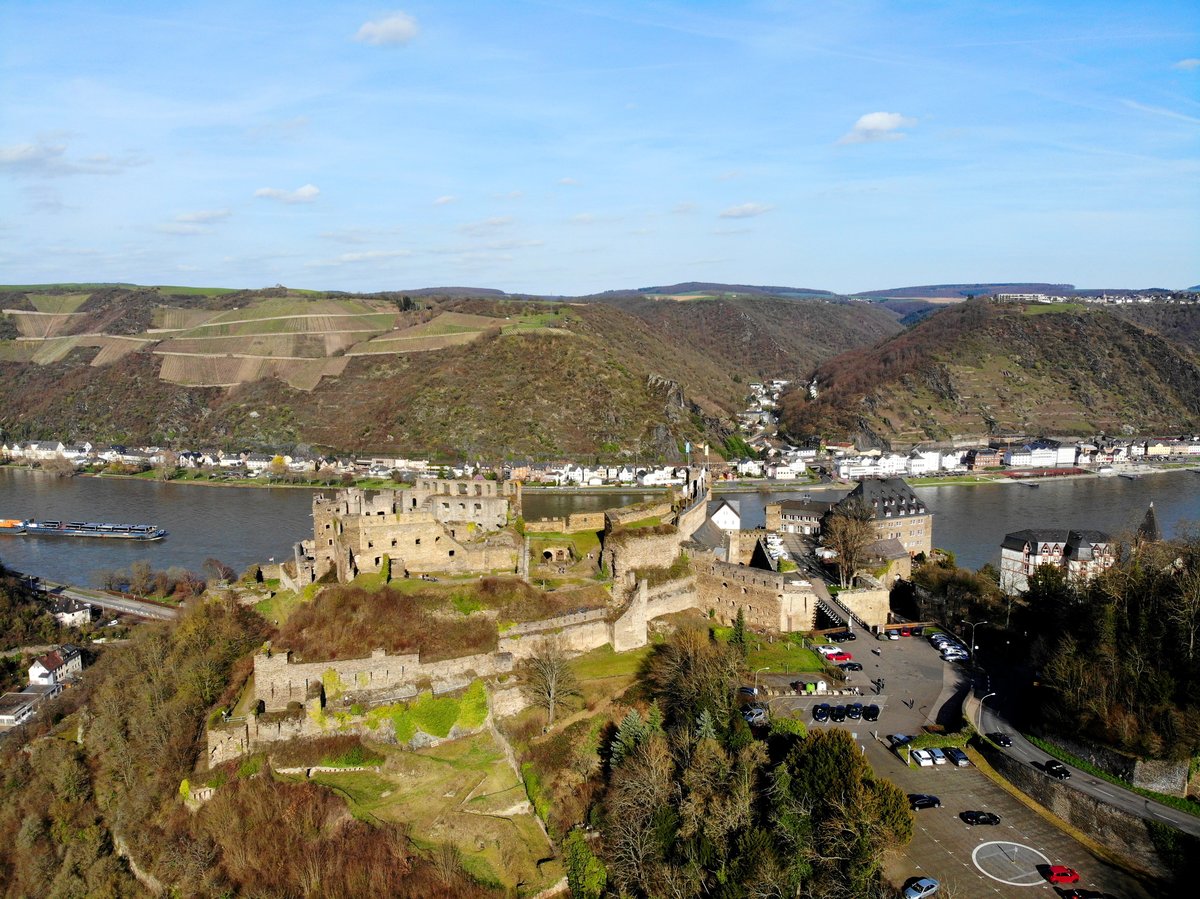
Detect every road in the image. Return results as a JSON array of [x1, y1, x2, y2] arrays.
[[972, 691, 1200, 838], [41, 581, 180, 621]]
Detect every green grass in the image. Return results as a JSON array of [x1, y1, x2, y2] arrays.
[[27, 293, 89, 313], [622, 515, 663, 529], [154, 285, 241, 296], [569, 644, 652, 681], [711, 627, 825, 675], [527, 528, 602, 559], [365, 681, 490, 743], [254, 582, 322, 624], [1024, 734, 1200, 817]]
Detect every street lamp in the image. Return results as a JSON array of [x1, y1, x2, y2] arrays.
[[963, 619, 989, 664], [754, 666, 771, 693], [976, 691, 996, 734]]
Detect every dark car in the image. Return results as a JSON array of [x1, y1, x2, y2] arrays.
[[812, 703, 830, 722], [1045, 760, 1071, 780], [988, 732, 1013, 748], [837, 631, 857, 641], [838, 661, 864, 671], [862, 704, 880, 722], [830, 705, 847, 722], [908, 794, 941, 810], [846, 702, 863, 720], [961, 810, 1001, 826]]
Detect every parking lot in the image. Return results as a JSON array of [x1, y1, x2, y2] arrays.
[[765, 634, 1155, 898]]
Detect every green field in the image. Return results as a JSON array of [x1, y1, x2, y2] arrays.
[[26, 293, 90, 313]]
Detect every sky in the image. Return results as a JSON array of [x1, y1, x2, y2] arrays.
[[1, 1, 1197, 295]]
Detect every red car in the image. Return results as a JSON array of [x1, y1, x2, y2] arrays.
[[1046, 866, 1080, 885], [828, 652, 853, 662]]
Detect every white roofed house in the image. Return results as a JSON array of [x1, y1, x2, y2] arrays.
[[49, 596, 92, 628]]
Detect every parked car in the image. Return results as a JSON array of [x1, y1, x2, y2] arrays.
[[901, 877, 939, 899], [961, 810, 1001, 826], [737, 686, 759, 698], [928, 747, 947, 765], [1045, 760, 1071, 780], [876, 631, 890, 641], [830, 705, 847, 722], [908, 793, 941, 810], [816, 645, 843, 657], [944, 747, 970, 767], [862, 704, 880, 722], [743, 707, 768, 726], [812, 703, 830, 722], [910, 749, 934, 767], [887, 631, 900, 640], [838, 661, 864, 671], [889, 733, 912, 747], [846, 702, 863, 720], [836, 631, 857, 641], [1045, 865, 1080, 884], [988, 732, 1013, 747], [828, 651, 853, 662]]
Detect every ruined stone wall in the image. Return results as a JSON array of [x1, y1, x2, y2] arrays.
[[254, 648, 515, 711], [837, 584, 890, 630], [675, 489, 710, 539], [764, 503, 782, 533], [693, 560, 788, 631], [727, 529, 768, 565], [605, 501, 675, 529], [601, 529, 684, 581], [1030, 731, 1188, 797]]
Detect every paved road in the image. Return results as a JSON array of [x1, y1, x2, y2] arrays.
[[765, 636, 1155, 897], [42, 581, 180, 621], [972, 692, 1200, 839]]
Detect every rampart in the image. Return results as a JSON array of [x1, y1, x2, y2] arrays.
[[836, 580, 890, 630], [692, 557, 819, 633], [601, 528, 684, 581], [525, 511, 606, 534], [254, 647, 514, 711]]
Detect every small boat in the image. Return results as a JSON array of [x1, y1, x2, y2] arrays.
[[21, 519, 167, 540], [0, 519, 27, 535]]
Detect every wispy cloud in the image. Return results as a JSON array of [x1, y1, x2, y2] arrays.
[[838, 111, 917, 144], [719, 202, 772, 219], [245, 116, 310, 142], [176, 208, 231, 224], [558, 177, 579, 185], [355, 12, 419, 46], [716, 170, 741, 181], [1122, 99, 1200, 125], [1, 141, 145, 176], [254, 183, 320, 204], [1173, 58, 1200, 71], [156, 223, 208, 236], [460, 216, 513, 235], [570, 212, 596, 224], [307, 249, 412, 267], [433, 195, 457, 205], [672, 202, 698, 215]]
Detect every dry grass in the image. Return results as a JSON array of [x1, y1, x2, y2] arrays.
[[7, 311, 80, 339], [27, 293, 90, 313]]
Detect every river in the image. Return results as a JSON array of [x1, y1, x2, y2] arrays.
[[2, 468, 1198, 585]]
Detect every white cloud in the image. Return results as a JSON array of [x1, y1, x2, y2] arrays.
[[1121, 99, 1200, 125], [1, 141, 144, 176], [254, 183, 320, 204], [355, 12, 419, 46], [0, 142, 67, 170], [176, 208, 231, 224], [719, 202, 772, 219], [672, 202, 698, 215], [716, 170, 741, 181], [571, 212, 596, 224], [838, 111, 917, 144], [1173, 58, 1200, 71], [460, 215, 513, 235], [433, 194, 457, 205], [157, 223, 207, 236], [558, 177, 579, 186]]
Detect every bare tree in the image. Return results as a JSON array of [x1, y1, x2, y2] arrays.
[[823, 501, 876, 588], [521, 638, 581, 729]]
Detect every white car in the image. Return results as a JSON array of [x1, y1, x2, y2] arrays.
[[911, 749, 934, 767], [928, 747, 947, 765], [903, 877, 939, 899], [816, 645, 843, 657]]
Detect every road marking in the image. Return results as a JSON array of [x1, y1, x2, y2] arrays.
[[972, 841, 1050, 886]]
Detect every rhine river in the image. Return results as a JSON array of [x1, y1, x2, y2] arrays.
[[1, 467, 1197, 586]]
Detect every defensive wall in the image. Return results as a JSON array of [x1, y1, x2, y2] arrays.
[[524, 511, 606, 534], [605, 500, 675, 529], [601, 527, 683, 582], [836, 579, 890, 630], [690, 550, 819, 633], [254, 647, 515, 711]]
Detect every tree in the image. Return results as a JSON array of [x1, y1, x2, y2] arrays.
[[521, 638, 581, 729], [563, 830, 607, 899], [824, 501, 876, 588], [203, 558, 235, 584], [731, 607, 748, 658]]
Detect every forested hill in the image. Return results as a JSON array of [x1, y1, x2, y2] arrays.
[[778, 299, 1200, 447], [0, 285, 897, 458]]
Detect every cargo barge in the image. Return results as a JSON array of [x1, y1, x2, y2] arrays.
[[1, 519, 166, 540]]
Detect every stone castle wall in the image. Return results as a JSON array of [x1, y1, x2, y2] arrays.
[[837, 583, 890, 630], [254, 647, 515, 712], [605, 501, 675, 529], [601, 529, 684, 581], [691, 556, 818, 633], [525, 511, 606, 534]]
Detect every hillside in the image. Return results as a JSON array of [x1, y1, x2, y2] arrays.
[[855, 282, 1074, 300], [779, 299, 1200, 446], [586, 294, 902, 380], [1, 285, 899, 457]]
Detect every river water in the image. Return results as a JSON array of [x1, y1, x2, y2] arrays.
[[2, 468, 1198, 585]]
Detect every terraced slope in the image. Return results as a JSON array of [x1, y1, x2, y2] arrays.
[[779, 299, 1200, 446]]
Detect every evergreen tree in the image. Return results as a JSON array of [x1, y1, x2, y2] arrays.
[[731, 607, 748, 658], [611, 709, 646, 767]]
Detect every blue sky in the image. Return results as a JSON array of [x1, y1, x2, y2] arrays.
[[1, 1, 1197, 294]]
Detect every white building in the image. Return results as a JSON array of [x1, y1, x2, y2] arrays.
[[999, 529, 1113, 593], [28, 645, 83, 686]]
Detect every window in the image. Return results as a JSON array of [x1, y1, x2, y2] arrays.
[[415, 538, 421, 545], [448, 550, 455, 557]]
